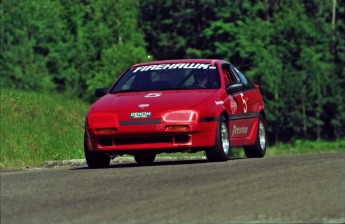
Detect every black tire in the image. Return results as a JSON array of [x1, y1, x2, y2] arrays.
[[134, 153, 156, 165], [206, 115, 231, 162], [84, 135, 110, 168], [244, 114, 267, 158]]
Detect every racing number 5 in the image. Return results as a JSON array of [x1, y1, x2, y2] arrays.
[[240, 93, 247, 113]]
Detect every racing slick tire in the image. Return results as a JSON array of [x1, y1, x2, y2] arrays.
[[244, 114, 266, 158], [134, 153, 156, 165], [84, 135, 110, 168], [206, 115, 231, 162]]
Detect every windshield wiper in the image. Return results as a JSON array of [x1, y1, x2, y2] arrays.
[[112, 89, 136, 93], [113, 89, 155, 93]]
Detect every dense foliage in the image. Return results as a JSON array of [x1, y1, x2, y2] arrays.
[[1, 0, 149, 99], [1, 0, 344, 143]]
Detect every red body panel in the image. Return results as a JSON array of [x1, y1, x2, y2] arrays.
[[85, 59, 265, 154]]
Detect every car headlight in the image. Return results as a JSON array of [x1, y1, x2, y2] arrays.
[[162, 110, 199, 124], [87, 113, 117, 128]]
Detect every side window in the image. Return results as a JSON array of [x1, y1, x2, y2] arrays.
[[223, 66, 239, 84], [232, 66, 255, 90], [222, 69, 230, 85]]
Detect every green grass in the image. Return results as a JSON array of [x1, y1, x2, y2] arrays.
[[162, 139, 345, 158], [266, 139, 345, 156], [0, 89, 90, 168], [1, 89, 344, 169]]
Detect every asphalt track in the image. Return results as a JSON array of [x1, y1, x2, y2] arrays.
[[1, 154, 345, 224]]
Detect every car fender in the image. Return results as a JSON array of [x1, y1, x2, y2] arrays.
[[256, 105, 266, 125]]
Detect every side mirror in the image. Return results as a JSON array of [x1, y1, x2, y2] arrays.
[[95, 88, 108, 97], [226, 83, 244, 94]]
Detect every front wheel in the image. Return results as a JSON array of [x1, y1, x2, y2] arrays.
[[84, 135, 110, 168], [244, 114, 266, 158], [206, 115, 231, 162]]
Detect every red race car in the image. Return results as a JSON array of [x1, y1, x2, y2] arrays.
[[84, 59, 266, 167]]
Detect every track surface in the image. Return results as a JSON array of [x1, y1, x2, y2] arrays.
[[1, 154, 345, 224]]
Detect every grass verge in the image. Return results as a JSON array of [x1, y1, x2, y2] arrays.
[[266, 139, 345, 156], [0, 89, 89, 168]]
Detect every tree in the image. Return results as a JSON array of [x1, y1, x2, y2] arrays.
[[139, 0, 344, 141], [1, 0, 59, 91], [1, 0, 149, 101], [139, 0, 218, 59]]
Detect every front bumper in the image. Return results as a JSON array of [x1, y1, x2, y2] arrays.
[[85, 120, 218, 153]]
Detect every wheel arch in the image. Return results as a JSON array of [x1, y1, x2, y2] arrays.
[[259, 110, 266, 126], [220, 110, 230, 122]]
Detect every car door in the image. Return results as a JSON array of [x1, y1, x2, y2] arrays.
[[223, 65, 258, 146], [231, 65, 260, 115]]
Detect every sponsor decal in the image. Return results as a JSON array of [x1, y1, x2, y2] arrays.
[[240, 93, 247, 113], [133, 63, 216, 73], [138, 104, 149, 109], [232, 125, 248, 136], [215, 101, 224, 105], [130, 112, 152, 118], [145, 93, 162, 98]]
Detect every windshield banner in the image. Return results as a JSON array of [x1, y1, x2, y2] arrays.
[[133, 63, 216, 73]]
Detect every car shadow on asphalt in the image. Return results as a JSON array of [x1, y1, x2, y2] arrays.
[[70, 157, 244, 170]]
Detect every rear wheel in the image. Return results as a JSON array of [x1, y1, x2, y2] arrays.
[[244, 114, 266, 158], [84, 135, 110, 168], [134, 153, 156, 165], [206, 115, 231, 162]]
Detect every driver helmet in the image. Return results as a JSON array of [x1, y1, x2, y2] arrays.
[[194, 71, 208, 85]]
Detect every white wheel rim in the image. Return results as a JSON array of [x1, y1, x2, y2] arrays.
[[221, 122, 230, 154], [259, 121, 266, 150]]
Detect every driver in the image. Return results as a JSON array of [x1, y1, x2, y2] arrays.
[[194, 72, 208, 86]]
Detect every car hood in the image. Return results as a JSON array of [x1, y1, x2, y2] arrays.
[[90, 90, 217, 115]]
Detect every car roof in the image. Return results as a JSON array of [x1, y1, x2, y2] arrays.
[[133, 59, 228, 67]]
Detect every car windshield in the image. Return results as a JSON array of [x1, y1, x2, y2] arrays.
[[111, 63, 220, 93]]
